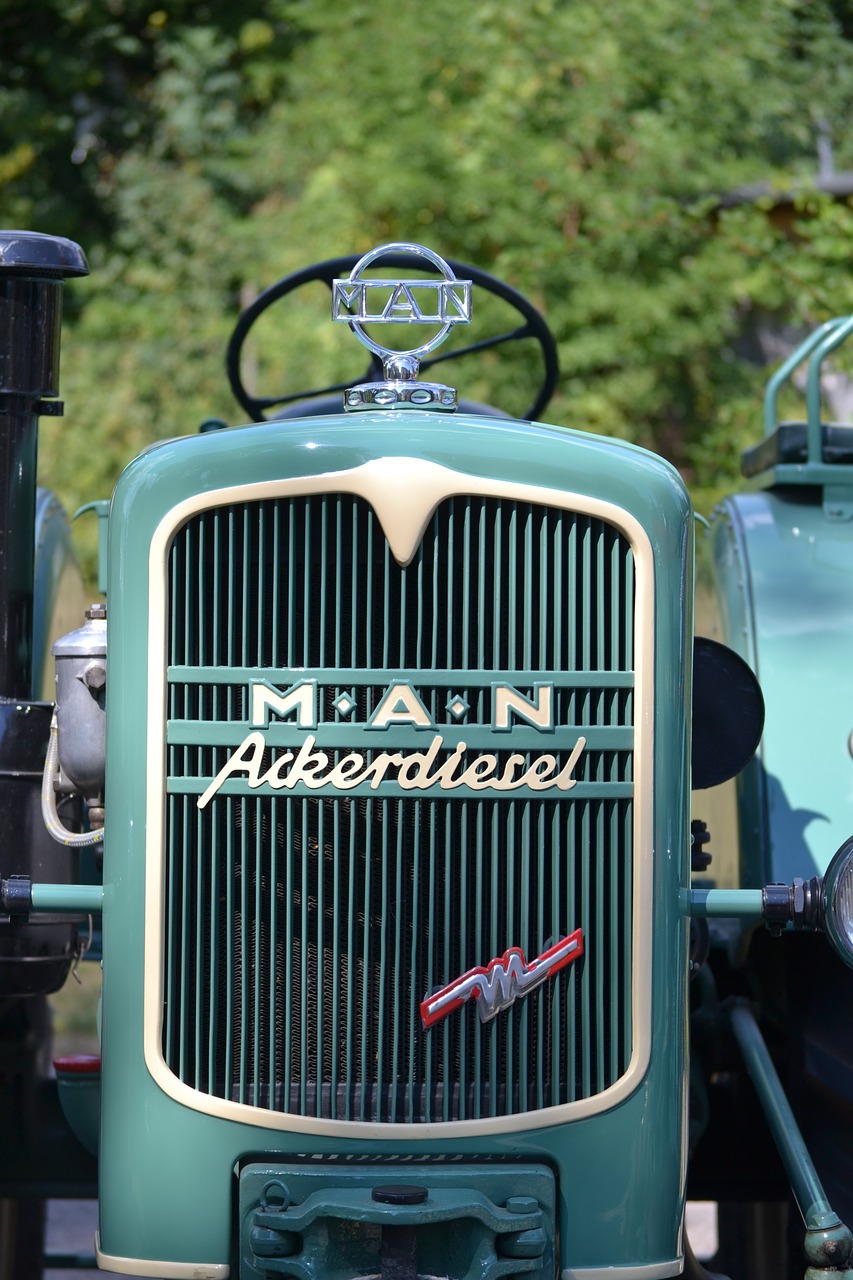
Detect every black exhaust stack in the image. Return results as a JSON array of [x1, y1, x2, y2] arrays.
[[0, 231, 88, 697], [0, 232, 88, 996]]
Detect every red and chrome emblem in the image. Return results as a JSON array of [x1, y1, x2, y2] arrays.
[[420, 929, 584, 1028]]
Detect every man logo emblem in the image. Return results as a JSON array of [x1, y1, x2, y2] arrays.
[[332, 242, 472, 357], [421, 931, 585, 1027], [331, 242, 472, 412]]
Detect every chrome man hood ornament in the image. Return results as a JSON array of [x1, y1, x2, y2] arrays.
[[332, 242, 471, 412]]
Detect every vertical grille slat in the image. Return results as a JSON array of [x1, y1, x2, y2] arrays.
[[162, 492, 637, 1123], [268, 795, 280, 1117], [281, 797, 292, 1115], [579, 803, 591, 1099]]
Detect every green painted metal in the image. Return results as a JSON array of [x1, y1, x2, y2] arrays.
[[729, 1000, 851, 1243], [239, 1162, 556, 1280], [805, 319, 853, 466], [98, 409, 693, 1273], [709, 307, 853, 880], [707, 490, 853, 882], [751, 315, 853, 495], [688, 888, 764, 919], [30, 883, 104, 913], [73, 499, 110, 597], [762, 318, 851, 439]]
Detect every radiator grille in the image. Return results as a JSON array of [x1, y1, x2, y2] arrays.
[[161, 492, 637, 1123]]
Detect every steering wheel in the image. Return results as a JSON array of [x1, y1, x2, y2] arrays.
[[226, 251, 559, 422]]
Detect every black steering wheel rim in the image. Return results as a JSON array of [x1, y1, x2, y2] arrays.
[[226, 251, 559, 422]]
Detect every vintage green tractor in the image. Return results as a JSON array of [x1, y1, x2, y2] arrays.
[[0, 231, 852, 1280]]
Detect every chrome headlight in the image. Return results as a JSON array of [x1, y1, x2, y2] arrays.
[[823, 836, 853, 968]]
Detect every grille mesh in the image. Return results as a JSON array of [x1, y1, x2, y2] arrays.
[[162, 493, 636, 1122]]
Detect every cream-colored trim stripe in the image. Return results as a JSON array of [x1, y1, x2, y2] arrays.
[[562, 1260, 683, 1280], [144, 456, 656, 1137], [95, 1232, 229, 1279]]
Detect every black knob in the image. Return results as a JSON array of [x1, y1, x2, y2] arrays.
[[372, 1185, 428, 1205]]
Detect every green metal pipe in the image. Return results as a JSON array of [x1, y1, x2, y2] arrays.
[[30, 883, 104, 914], [762, 317, 849, 437], [688, 888, 763, 919], [729, 1001, 848, 1244], [806, 316, 853, 464]]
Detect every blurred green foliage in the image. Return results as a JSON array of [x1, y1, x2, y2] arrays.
[[50, 959, 101, 1056], [2, 0, 853, 581]]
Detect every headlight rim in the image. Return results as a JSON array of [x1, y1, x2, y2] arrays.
[[822, 835, 853, 969]]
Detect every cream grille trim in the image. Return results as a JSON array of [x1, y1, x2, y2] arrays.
[[143, 456, 656, 1137]]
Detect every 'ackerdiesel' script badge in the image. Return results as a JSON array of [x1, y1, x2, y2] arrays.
[[195, 678, 586, 807], [421, 930, 585, 1027]]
